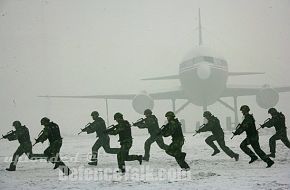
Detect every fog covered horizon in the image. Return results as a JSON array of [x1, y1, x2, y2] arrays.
[[1, 0, 290, 137]]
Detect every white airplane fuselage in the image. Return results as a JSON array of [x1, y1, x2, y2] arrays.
[[179, 46, 228, 106]]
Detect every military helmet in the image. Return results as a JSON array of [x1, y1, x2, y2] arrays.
[[240, 105, 250, 112], [91, 111, 99, 117], [12, 121, 21, 127], [268, 108, 278, 115], [114, 112, 123, 120], [144, 109, 152, 115], [40, 117, 50, 125], [165, 111, 175, 118], [203, 111, 212, 118]]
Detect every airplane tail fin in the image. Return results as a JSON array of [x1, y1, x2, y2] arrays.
[[228, 72, 265, 76], [141, 75, 179, 80]]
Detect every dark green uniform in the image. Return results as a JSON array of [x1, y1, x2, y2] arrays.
[[83, 117, 119, 163], [107, 120, 142, 172], [6, 125, 33, 169], [133, 115, 168, 160], [35, 121, 70, 174], [161, 118, 190, 170], [261, 112, 290, 155], [234, 114, 273, 166], [197, 115, 238, 159]]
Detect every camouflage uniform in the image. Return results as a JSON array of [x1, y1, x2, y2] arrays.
[[261, 112, 290, 156], [6, 125, 33, 170], [83, 117, 119, 163], [161, 118, 190, 170], [197, 115, 239, 159], [234, 113, 273, 166], [133, 115, 168, 161], [107, 119, 142, 172]]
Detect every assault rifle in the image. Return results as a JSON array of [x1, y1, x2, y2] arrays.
[[193, 124, 205, 137], [231, 124, 241, 139], [1, 130, 15, 140], [257, 118, 271, 131], [132, 118, 145, 127], [78, 123, 91, 135], [104, 125, 118, 134]]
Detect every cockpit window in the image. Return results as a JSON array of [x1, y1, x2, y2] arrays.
[[191, 56, 226, 65]]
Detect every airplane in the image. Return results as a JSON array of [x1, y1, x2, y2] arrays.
[[40, 9, 290, 129]]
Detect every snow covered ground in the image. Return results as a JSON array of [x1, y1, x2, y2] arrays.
[[0, 132, 289, 190]]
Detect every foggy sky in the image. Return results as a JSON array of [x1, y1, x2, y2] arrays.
[[1, 0, 290, 136]]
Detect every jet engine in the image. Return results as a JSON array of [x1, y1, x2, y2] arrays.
[[256, 87, 279, 109], [132, 93, 154, 114]]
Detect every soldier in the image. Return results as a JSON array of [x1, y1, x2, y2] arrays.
[[196, 111, 239, 161], [81, 111, 119, 165], [260, 108, 290, 158], [160, 111, 190, 170], [132, 109, 168, 161], [4, 121, 33, 171], [105, 113, 142, 173], [233, 105, 274, 168], [34, 117, 71, 175]]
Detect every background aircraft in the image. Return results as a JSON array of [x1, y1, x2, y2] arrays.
[[41, 9, 290, 129]]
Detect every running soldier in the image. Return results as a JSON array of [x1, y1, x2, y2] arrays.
[[133, 109, 168, 161], [81, 111, 119, 165], [260, 108, 290, 158], [34, 117, 71, 175], [233, 105, 274, 168], [3, 121, 33, 171], [196, 111, 239, 161], [160, 111, 190, 170], [105, 113, 142, 173]]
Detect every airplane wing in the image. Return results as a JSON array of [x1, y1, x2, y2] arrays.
[[228, 72, 264, 76], [39, 87, 186, 100], [39, 94, 136, 100], [149, 88, 186, 100], [221, 85, 290, 97], [141, 74, 179, 80]]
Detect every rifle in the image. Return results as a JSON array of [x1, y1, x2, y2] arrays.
[[104, 125, 117, 134], [78, 123, 91, 135], [193, 124, 205, 137], [257, 118, 271, 131], [1, 130, 15, 140], [231, 124, 241, 139], [132, 118, 145, 126], [33, 129, 44, 146]]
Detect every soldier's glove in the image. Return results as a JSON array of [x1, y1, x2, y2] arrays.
[[196, 130, 200, 133], [232, 131, 238, 136]]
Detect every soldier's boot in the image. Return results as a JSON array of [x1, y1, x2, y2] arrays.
[[266, 159, 274, 168], [249, 156, 258, 164], [181, 165, 190, 171], [88, 159, 98, 166], [54, 160, 65, 169], [267, 153, 275, 158], [6, 163, 16, 171], [88, 153, 98, 165], [177, 154, 190, 171], [211, 149, 220, 156], [59, 164, 72, 176], [116, 168, 126, 173], [116, 166, 126, 173], [142, 154, 149, 161], [181, 159, 190, 171], [233, 153, 239, 161], [138, 155, 143, 165]]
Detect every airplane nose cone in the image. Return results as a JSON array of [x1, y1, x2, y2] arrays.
[[197, 64, 211, 79]]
